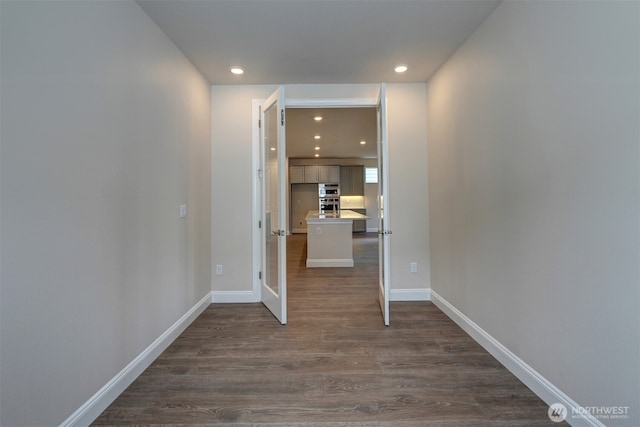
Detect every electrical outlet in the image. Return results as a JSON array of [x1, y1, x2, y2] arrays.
[[410, 262, 417, 273], [215, 264, 223, 275], [316, 227, 322, 235]]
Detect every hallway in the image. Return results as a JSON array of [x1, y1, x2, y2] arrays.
[[94, 234, 559, 425]]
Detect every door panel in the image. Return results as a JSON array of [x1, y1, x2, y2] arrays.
[[261, 87, 287, 324], [377, 83, 390, 326]]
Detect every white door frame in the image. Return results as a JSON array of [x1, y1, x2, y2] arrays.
[[252, 96, 380, 303]]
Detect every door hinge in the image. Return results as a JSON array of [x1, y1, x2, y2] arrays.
[[259, 220, 262, 228], [281, 109, 285, 126], [258, 119, 261, 128], [259, 271, 262, 280]]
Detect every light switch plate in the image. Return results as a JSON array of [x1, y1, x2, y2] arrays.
[[179, 204, 187, 218]]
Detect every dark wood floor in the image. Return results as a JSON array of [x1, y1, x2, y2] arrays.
[[94, 233, 561, 426]]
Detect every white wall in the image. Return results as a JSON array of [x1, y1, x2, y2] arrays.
[[426, 1, 639, 424], [211, 84, 430, 299], [0, 1, 211, 425], [211, 85, 276, 295], [386, 84, 430, 297]]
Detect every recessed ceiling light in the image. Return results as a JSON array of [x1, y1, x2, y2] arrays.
[[360, 140, 367, 145], [314, 135, 321, 140], [270, 147, 276, 151], [314, 116, 323, 121], [230, 66, 244, 75], [394, 64, 408, 73], [315, 146, 320, 150], [314, 154, 320, 157]]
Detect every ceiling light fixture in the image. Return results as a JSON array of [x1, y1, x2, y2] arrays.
[[314, 135, 321, 140], [314, 116, 323, 121], [314, 154, 320, 157], [230, 66, 244, 75], [360, 140, 366, 145], [394, 64, 408, 73], [315, 146, 320, 150]]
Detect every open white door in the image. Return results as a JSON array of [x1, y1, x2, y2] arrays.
[[377, 83, 391, 326], [260, 87, 287, 324]]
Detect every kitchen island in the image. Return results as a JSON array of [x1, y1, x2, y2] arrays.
[[305, 210, 369, 267]]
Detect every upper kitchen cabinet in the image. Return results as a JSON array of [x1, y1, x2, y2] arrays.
[[340, 165, 364, 196], [290, 165, 340, 184], [318, 165, 340, 183], [304, 165, 319, 183], [290, 165, 319, 183], [290, 166, 305, 183]]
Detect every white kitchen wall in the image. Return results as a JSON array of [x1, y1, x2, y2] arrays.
[[211, 84, 430, 299], [426, 1, 639, 424], [0, 1, 211, 425]]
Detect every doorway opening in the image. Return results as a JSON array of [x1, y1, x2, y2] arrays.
[[286, 106, 380, 322], [286, 107, 378, 236], [254, 87, 391, 325]]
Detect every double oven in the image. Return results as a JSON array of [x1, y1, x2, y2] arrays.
[[318, 183, 340, 213]]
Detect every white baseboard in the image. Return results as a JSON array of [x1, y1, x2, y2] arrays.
[[212, 290, 259, 303], [390, 287, 431, 301], [306, 258, 354, 267], [366, 227, 378, 233], [60, 284, 601, 427], [60, 291, 212, 427], [430, 290, 603, 427]]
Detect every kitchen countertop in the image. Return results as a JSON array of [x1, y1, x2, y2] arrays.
[[305, 209, 369, 222]]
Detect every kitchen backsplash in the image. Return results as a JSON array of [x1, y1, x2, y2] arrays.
[[340, 195, 365, 209]]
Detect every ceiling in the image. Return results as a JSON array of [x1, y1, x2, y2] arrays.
[[136, 0, 501, 85], [136, 0, 501, 159], [286, 107, 377, 159]]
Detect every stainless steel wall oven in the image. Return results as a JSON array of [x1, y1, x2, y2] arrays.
[[318, 183, 340, 213]]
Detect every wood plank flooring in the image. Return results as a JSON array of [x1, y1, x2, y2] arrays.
[[93, 233, 562, 426]]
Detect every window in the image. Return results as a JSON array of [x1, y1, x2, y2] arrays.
[[365, 167, 378, 184]]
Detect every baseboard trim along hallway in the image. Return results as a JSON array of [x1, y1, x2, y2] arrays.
[[389, 287, 431, 301], [60, 291, 213, 427], [72, 227, 592, 427], [95, 234, 567, 425], [211, 290, 258, 303], [430, 290, 603, 427]]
